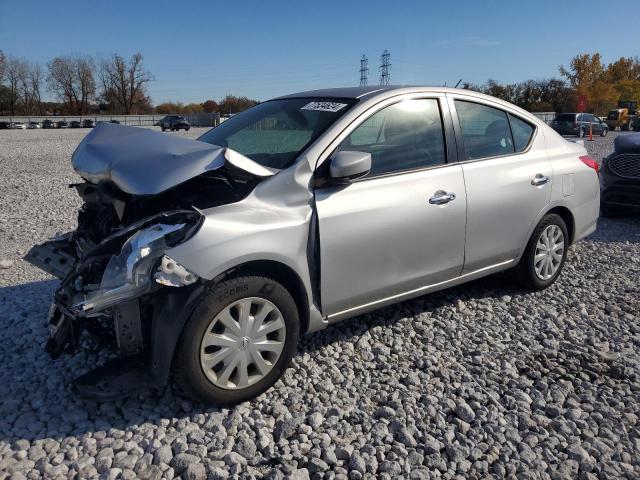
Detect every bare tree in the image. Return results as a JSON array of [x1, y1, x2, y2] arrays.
[[76, 57, 96, 114], [0, 50, 6, 83], [100, 53, 153, 114], [26, 62, 45, 114], [47, 55, 96, 114], [5, 56, 28, 115]]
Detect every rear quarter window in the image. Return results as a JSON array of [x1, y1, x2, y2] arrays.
[[509, 114, 535, 152]]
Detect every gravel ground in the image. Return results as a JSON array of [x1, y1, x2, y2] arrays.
[[0, 128, 638, 480]]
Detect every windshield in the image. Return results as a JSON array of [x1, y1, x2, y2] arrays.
[[198, 98, 356, 169]]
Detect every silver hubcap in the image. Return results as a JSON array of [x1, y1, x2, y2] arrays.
[[534, 225, 565, 280], [199, 297, 286, 390]]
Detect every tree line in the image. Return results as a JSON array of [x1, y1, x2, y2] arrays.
[[463, 54, 640, 115], [0, 50, 259, 117], [2, 50, 638, 117], [155, 96, 259, 116], [0, 50, 154, 115]]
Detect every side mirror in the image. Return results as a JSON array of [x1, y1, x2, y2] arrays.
[[329, 150, 371, 182]]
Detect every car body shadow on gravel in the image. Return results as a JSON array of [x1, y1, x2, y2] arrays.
[[0, 272, 525, 445]]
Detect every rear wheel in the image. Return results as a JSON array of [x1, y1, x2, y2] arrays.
[[173, 275, 300, 405], [515, 214, 568, 290]]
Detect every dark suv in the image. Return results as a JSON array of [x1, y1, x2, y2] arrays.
[[551, 113, 608, 138], [160, 115, 191, 132]]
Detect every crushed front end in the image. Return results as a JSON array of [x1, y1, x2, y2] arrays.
[[26, 194, 204, 399], [24, 123, 272, 400]]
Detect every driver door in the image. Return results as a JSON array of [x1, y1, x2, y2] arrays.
[[314, 97, 467, 318]]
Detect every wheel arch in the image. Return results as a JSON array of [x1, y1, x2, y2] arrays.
[[219, 259, 311, 335], [149, 259, 311, 387], [546, 205, 575, 244]]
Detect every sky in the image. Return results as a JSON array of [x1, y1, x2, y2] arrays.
[[1, 0, 640, 104]]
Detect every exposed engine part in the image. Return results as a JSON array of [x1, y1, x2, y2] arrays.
[[113, 300, 143, 356], [154, 255, 198, 287]]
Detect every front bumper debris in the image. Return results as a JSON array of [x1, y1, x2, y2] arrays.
[[44, 304, 78, 359], [25, 211, 205, 401], [24, 235, 75, 279]]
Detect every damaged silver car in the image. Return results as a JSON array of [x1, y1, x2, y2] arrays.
[[27, 87, 599, 404]]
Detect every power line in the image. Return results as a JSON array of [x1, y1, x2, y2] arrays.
[[379, 50, 391, 86], [359, 55, 369, 86]]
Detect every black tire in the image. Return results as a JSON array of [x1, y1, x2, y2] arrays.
[[161, 127, 166, 132], [600, 127, 608, 137], [515, 214, 569, 291], [173, 275, 300, 405], [186, 127, 190, 131], [578, 128, 585, 138]]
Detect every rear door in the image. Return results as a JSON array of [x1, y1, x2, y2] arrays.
[[315, 95, 467, 317], [448, 95, 552, 273]]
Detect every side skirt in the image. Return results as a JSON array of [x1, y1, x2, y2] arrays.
[[326, 259, 516, 323]]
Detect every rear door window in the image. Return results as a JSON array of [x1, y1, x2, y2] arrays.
[[454, 100, 514, 160]]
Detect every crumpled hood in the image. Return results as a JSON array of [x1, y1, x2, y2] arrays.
[[71, 123, 276, 195]]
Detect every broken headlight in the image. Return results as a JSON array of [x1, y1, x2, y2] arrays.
[[75, 221, 199, 313]]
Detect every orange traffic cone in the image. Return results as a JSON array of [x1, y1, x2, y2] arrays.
[[588, 122, 594, 141]]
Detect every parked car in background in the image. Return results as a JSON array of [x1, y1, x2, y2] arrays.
[[56, 121, 69, 129], [82, 119, 96, 128], [551, 113, 608, 137], [160, 115, 191, 131], [70, 121, 82, 128], [0, 121, 10, 129], [42, 119, 56, 129], [27, 86, 600, 405], [12, 122, 27, 130], [600, 133, 640, 216], [28, 122, 41, 129]]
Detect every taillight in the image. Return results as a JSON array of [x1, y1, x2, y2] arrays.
[[579, 155, 599, 174]]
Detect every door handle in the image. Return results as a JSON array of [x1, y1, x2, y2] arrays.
[[429, 191, 456, 205], [531, 174, 550, 186]]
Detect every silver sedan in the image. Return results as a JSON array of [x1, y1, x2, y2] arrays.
[[29, 86, 600, 404]]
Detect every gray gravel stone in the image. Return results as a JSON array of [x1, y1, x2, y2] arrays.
[[0, 129, 639, 480]]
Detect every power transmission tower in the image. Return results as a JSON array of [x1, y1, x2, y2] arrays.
[[379, 50, 391, 86], [359, 55, 369, 86]]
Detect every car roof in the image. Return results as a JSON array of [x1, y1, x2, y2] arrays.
[[274, 85, 505, 100], [274, 86, 542, 124]]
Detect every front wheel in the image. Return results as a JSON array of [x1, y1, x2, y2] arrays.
[[601, 127, 608, 137], [578, 128, 585, 138], [515, 214, 569, 290], [173, 275, 300, 405]]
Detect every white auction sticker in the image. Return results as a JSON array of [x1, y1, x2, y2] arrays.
[[301, 101, 348, 112]]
